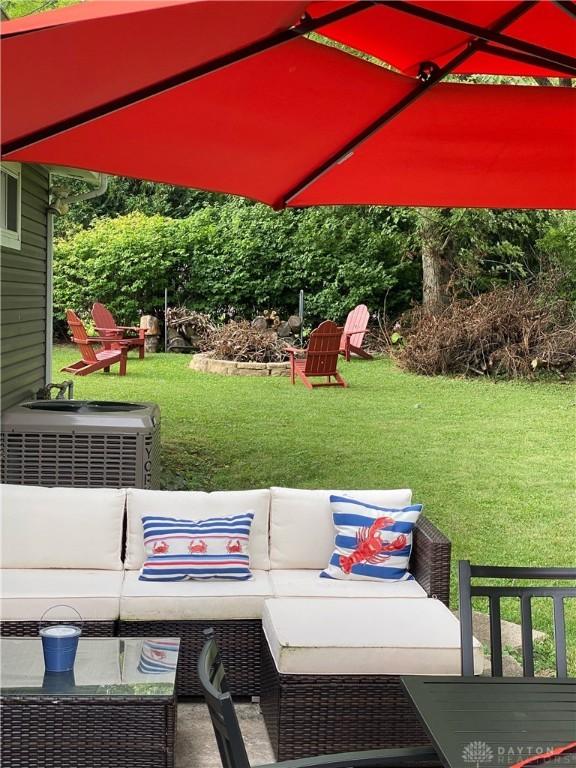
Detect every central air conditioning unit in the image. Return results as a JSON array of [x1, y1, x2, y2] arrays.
[[0, 400, 161, 489]]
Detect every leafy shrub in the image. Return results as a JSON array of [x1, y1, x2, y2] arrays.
[[537, 212, 576, 303], [392, 282, 576, 379], [54, 202, 418, 328], [54, 212, 188, 325]]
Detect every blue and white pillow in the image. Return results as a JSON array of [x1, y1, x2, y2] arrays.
[[139, 511, 254, 581], [321, 495, 422, 582]]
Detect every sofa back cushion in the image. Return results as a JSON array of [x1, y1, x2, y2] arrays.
[[125, 488, 271, 570], [0, 484, 125, 570], [269, 487, 413, 569]]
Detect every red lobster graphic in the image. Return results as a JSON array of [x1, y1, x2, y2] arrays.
[[339, 516, 407, 574], [152, 541, 169, 554], [226, 539, 243, 554], [188, 539, 207, 554]]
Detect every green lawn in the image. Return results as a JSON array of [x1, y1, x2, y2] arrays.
[[52, 345, 576, 669]]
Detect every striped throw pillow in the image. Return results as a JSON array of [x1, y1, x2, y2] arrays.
[[137, 639, 179, 674], [321, 495, 422, 582], [139, 512, 255, 581]]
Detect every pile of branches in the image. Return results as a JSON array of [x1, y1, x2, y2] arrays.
[[391, 283, 576, 378], [202, 320, 289, 363], [165, 307, 216, 351]]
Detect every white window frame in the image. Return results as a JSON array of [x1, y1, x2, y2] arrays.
[[1, 161, 22, 251]]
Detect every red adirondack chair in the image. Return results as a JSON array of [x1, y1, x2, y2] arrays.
[[61, 310, 128, 376], [287, 320, 347, 389], [91, 302, 145, 359], [340, 304, 373, 361]]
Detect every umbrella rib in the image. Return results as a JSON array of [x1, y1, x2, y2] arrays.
[[375, 1, 576, 74], [554, 0, 576, 19], [281, 1, 537, 208], [478, 43, 576, 76], [1, 1, 373, 157]]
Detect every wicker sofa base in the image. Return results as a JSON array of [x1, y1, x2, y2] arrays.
[[260, 638, 431, 762], [1, 620, 116, 637], [119, 618, 261, 697], [1, 696, 176, 768]]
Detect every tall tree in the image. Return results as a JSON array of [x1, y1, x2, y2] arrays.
[[417, 208, 451, 310]]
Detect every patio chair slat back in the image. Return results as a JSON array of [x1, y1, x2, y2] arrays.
[[198, 630, 251, 768], [339, 304, 373, 361], [304, 320, 341, 376], [553, 596, 568, 677], [92, 302, 121, 339], [66, 310, 98, 363], [458, 560, 576, 678], [342, 304, 369, 349]]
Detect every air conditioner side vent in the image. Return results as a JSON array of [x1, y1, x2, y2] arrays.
[[0, 402, 160, 489]]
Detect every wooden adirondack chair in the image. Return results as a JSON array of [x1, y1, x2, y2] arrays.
[[61, 310, 128, 376], [287, 320, 347, 389], [91, 302, 145, 359], [340, 304, 373, 361]]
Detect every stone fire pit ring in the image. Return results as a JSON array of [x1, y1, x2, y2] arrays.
[[189, 353, 290, 377]]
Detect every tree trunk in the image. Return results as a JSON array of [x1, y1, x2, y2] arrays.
[[417, 208, 448, 311]]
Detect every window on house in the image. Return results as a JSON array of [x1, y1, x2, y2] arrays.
[[1, 162, 21, 250]]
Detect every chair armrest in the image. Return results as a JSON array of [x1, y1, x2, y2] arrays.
[[258, 745, 437, 768], [85, 335, 116, 344], [285, 346, 305, 358], [411, 515, 451, 605], [94, 326, 124, 336]]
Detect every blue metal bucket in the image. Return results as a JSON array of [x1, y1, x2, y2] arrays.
[[39, 605, 82, 673]]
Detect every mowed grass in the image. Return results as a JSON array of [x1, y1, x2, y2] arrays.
[[53, 346, 576, 669]]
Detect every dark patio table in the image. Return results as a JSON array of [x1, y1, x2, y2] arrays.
[[401, 677, 576, 768]]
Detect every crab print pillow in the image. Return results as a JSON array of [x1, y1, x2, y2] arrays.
[[139, 511, 255, 581], [321, 496, 422, 582]]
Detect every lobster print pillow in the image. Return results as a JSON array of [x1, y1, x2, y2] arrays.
[[321, 495, 422, 582], [139, 511, 255, 581]]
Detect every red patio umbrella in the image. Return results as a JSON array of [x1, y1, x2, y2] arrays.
[[1, 0, 575, 209]]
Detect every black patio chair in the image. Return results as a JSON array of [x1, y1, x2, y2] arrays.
[[198, 628, 438, 768], [458, 561, 576, 677]]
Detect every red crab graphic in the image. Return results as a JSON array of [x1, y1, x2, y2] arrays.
[[152, 541, 169, 555], [226, 539, 243, 554], [188, 539, 207, 554]]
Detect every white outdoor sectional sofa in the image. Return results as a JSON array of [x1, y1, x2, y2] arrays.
[[0, 483, 482, 758]]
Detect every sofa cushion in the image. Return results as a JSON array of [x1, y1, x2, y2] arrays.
[[139, 511, 255, 581], [321, 496, 422, 582], [120, 569, 273, 620], [269, 487, 413, 569], [0, 569, 123, 621], [0, 485, 125, 570], [270, 570, 427, 599], [1, 638, 122, 687], [262, 598, 484, 675], [125, 488, 270, 570]]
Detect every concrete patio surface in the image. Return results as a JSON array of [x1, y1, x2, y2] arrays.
[[176, 701, 275, 768]]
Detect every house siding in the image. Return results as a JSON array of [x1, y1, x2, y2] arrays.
[[1, 164, 49, 412]]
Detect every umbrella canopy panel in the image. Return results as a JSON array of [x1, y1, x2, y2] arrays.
[[2, 0, 575, 210], [308, 1, 576, 78]]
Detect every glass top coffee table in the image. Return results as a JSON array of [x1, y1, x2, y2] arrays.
[[1, 637, 179, 768]]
